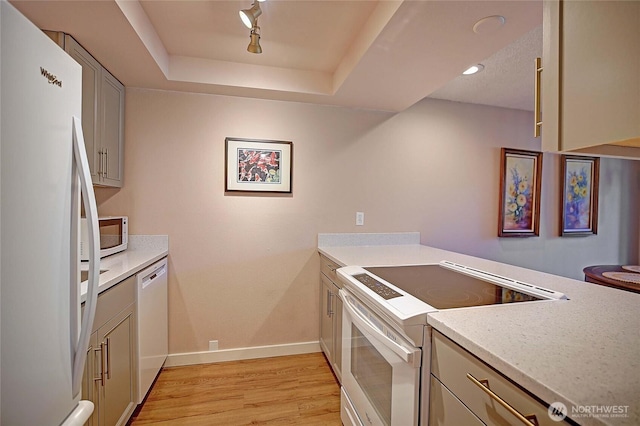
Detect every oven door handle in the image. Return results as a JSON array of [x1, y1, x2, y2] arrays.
[[342, 293, 421, 368]]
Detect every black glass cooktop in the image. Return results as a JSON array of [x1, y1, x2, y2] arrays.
[[360, 265, 541, 309]]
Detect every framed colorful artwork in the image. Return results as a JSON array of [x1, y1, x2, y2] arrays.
[[498, 148, 543, 237], [560, 155, 599, 236], [225, 138, 293, 193]]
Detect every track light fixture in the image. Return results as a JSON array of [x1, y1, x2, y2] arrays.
[[239, 0, 266, 54], [239, 2, 262, 29]]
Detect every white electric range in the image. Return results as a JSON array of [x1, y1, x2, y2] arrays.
[[337, 260, 567, 426]]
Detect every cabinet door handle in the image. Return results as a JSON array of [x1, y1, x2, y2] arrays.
[[534, 57, 543, 137], [95, 343, 106, 386], [326, 289, 333, 317], [90, 345, 102, 384], [98, 149, 107, 179], [97, 150, 103, 177], [467, 373, 539, 426], [102, 148, 107, 178], [328, 291, 334, 316], [325, 289, 329, 317], [105, 337, 111, 380], [104, 148, 109, 178]]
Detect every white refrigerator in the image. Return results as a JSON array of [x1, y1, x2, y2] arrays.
[[1, 1, 102, 425]]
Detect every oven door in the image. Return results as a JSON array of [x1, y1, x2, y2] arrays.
[[340, 288, 421, 426]]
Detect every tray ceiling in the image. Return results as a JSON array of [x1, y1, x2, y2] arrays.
[[11, 0, 542, 112]]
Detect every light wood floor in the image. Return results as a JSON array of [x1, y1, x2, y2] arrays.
[[128, 352, 342, 425]]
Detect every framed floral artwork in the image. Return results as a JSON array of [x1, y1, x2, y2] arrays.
[[498, 148, 543, 237], [225, 138, 293, 193], [560, 155, 599, 236]]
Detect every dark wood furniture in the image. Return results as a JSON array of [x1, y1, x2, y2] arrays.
[[583, 265, 640, 293]]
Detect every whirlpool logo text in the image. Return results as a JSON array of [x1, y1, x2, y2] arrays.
[[40, 67, 62, 88]]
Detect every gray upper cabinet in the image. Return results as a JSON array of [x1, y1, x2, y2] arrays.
[[540, 0, 640, 159], [430, 330, 572, 426], [46, 32, 125, 186], [99, 69, 125, 186]]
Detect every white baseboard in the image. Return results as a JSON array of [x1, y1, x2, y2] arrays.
[[165, 341, 322, 367]]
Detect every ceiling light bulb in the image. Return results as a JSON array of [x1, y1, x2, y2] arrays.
[[463, 64, 484, 75], [239, 2, 262, 29]]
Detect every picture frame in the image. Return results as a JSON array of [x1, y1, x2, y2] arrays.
[[498, 148, 543, 237], [225, 137, 293, 193], [560, 155, 599, 236]]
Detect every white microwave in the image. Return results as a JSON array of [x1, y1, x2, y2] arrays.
[[80, 216, 128, 261]]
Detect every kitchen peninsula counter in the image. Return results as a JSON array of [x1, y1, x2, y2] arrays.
[[318, 233, 640, 426], [80, 235, 168, 302]]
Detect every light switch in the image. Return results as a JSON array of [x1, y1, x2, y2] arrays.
[[356, 212, 365, 226]]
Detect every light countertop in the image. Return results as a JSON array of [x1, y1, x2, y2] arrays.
[[80, 235, 168, 302], [318, 234, 640, 426]]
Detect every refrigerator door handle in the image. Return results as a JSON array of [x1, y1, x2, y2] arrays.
[[71, 116, 100, 397]]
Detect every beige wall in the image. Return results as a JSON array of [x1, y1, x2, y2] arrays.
[[96, 89, 640, 354]]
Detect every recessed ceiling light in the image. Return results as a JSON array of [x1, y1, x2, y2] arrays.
[[473, 15, 506, 34], [463, 64, 485, 75]]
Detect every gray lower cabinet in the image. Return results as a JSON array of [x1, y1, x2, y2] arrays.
[[83, 276, 137, 426], [319, 254, 342, 383], [429, 375, 484, 426], [430, 330, 571, 426]]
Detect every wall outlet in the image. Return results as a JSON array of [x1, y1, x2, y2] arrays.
[[356, 212, 365, 226], [208, 340, 219, 351]]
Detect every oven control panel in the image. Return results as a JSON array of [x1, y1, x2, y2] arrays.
[[353, 273, 401, 300]]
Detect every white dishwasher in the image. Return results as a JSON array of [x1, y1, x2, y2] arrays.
[[136, 257, 168, 404]]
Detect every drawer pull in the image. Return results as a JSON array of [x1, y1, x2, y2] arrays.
[[467, 373, 539, 426]]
